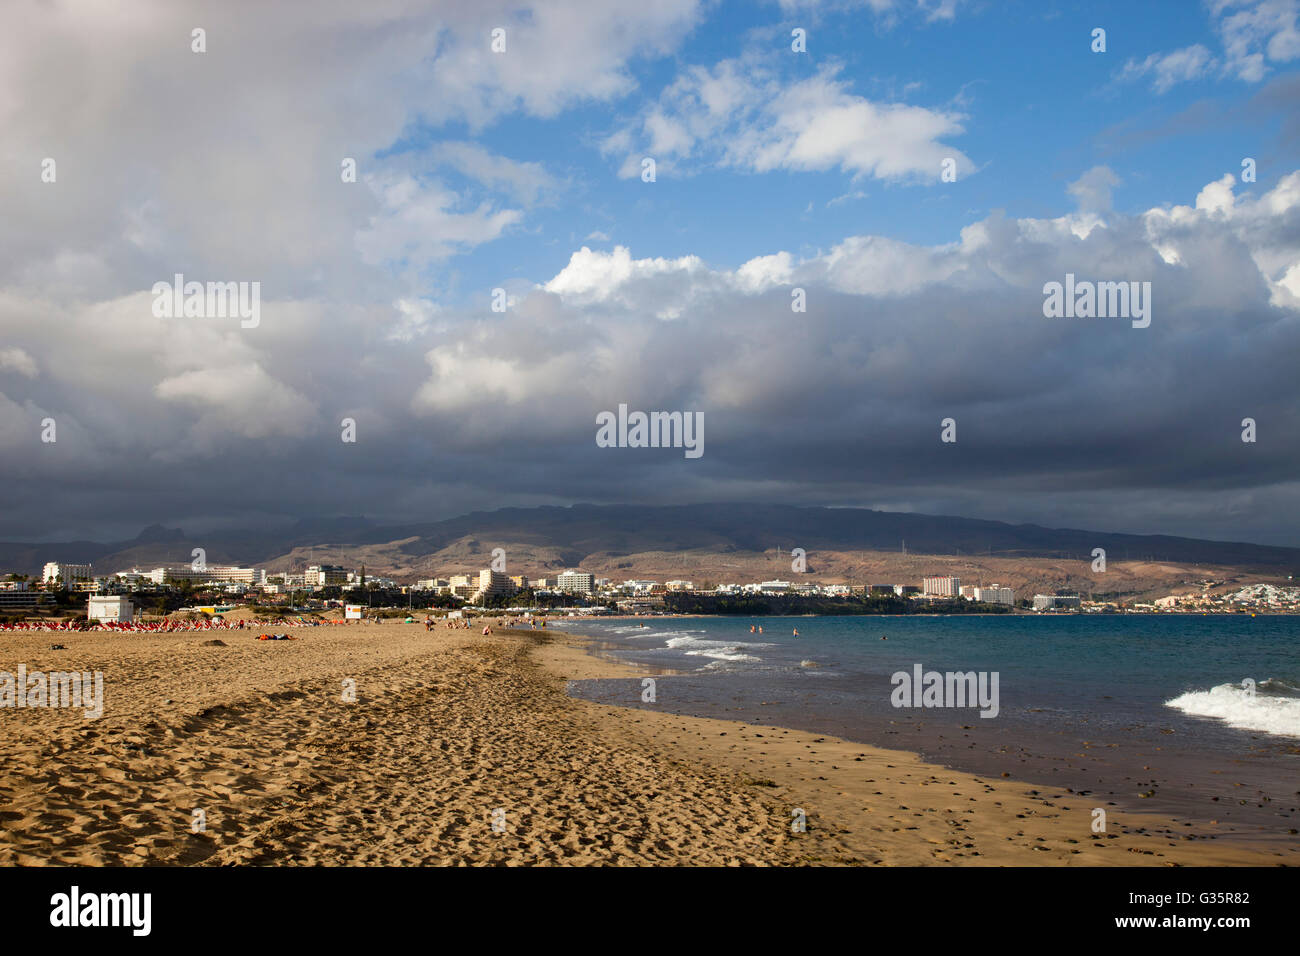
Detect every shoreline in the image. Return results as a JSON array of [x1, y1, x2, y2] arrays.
[[541, 625, 1298, 865]]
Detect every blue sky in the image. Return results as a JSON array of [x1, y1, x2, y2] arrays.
[[385, 0, 1299, 302]]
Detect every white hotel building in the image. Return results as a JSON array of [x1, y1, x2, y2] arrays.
[[146, 565, 266, 586], [556, 570, 595, 596], [975, 585, 1016, 605], [922, 576, 961, 598], [43, 562, 93, 585]]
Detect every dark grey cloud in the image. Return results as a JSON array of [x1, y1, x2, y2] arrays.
[[7, 170, 1299, 546]]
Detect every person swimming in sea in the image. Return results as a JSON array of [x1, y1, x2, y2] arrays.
[[881, 634, 887, 640], [793, 627, 799, 637]]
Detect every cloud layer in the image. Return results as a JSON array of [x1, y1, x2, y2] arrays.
[[1, 1, 1299, 549]]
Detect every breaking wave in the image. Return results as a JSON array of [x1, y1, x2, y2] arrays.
[[1166, 679, 1300, 738]]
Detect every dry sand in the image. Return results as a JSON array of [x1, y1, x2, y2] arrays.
[[0, 620, 1292, 865]]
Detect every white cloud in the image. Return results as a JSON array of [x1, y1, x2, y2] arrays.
[[1123, 2, 1299, 92], [1144, 170, 1300, 306], [430, 142, 558, 205], [917, 0, 965, 21], [355, 174, 522, 267], [1118, 44, 1217, 92], [1213, 0, 1300, 81], [0, 347, 37, 378], [1195, 173, 1239, 215], [735, 252, 795, 292], [604, 60, 974, 183], [420, 0, 704, 126], [774, 0, 962, 21], [153, 364, 318, 455], [1068, 166, 1121, 215], [543, 245, 707, 308], [827, 190, 870, 207]]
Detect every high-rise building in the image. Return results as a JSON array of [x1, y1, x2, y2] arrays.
[[43, 562, 93, 585], [975, 585, 1015, 605], [304, 565, 348, 586], [475, 569, 516, 602], [556, 570, 595, 596], [922, 576, 960, 598]]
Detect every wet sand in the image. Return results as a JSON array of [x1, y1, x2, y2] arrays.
[[540, 629, 1298, 865]]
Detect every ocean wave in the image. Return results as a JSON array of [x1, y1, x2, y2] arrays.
[[664, 635, 767, 662], [699, 657, 761, 671], [1166, 681, 1300, 738], [1258, 677, 1300, 696], [693, 651, 763, 663], [664, 635, 770, 650]]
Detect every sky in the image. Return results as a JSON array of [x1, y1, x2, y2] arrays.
[[1, 0, 1298, 546]]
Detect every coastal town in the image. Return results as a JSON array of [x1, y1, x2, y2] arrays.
[[3, 560, 1297, 623]]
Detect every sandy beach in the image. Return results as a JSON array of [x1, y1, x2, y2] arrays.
[[0, 619, 1292, 865]]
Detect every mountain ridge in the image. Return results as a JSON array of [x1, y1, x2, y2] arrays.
[[3, 505, 1296, 585]]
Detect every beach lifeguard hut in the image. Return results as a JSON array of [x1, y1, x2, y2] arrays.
[[88, 595, 133, 624]]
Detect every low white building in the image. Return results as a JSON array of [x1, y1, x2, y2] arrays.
[[88, 594, 133, 623]]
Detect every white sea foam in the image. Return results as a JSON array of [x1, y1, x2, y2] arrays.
[[605, 625, 706, 640], [1166, 681, 1300, 738], [665, 635, 767, 662]]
